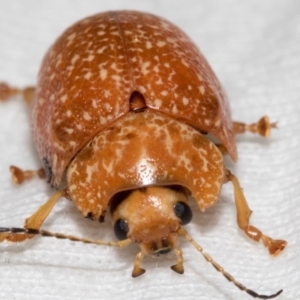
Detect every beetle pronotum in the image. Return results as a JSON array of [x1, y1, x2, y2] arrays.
[[0, 10, 287, 299]]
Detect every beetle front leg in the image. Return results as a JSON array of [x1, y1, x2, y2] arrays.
[[0, 82, 35, 104], [233, 116, 276, 137], [132, 252, 146, 277], [225, 169, 287, 256], [0, 190, 66, 243]]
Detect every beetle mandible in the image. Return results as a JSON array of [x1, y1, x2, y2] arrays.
[[0, 10, 287, 299]]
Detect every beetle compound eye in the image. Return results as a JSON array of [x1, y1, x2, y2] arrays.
[[174, 202, 193, 225], [114, 219, 129, 240]]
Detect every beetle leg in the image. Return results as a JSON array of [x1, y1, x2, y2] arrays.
[[170, 247, 184, 274], [0, 82, 35, 105], [10, 165, 46, 184], [132, 252, 146, 277], [233, 116, 277, 137], [0, 190, 65, 243], [225, 169, 287, 256]]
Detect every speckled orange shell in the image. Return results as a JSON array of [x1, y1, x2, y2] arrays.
[[31, 10, 236, 187], [67, 111, 225, 219]]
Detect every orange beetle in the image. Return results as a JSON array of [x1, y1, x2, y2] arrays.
[[0, 11, 286, 299]]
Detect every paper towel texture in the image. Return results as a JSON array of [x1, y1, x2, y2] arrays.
[[0, 1, 299, 299]]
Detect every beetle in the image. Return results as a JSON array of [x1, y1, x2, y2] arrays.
[[0, 10, 287, 299]]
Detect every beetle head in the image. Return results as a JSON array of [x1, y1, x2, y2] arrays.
[[110, 186, 192, 256]]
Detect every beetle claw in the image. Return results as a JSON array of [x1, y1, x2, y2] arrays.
[[132, 266, 146, 278], [171, 264, 184, 274]]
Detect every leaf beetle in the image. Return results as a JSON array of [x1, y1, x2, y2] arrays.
[[0, 10, 287, 299]]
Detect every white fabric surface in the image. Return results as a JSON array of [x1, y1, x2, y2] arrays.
[[0, 1, 299, 299]]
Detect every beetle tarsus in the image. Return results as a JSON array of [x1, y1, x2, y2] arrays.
[[233, 115, 277, 137]]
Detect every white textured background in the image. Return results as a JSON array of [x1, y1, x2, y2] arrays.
[[0, 1, 299, 300]]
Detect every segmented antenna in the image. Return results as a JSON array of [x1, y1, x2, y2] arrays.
[[177, 228, 283, 299], [0, 227, 132, 247]]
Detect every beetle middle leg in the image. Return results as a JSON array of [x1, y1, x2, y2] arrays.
[[233, 116, 277, 137], [0, 190, 65, 243], [225, 169, 287, 256], [0, 82, 35, 104]]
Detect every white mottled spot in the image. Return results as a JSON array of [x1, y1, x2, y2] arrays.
[[76, 124, 83, 130], [50, 73, 55, 81], [87, 55, 94, 61], [104, 90, 111, 98], [103, 160, 114, 173], [153, 65, 159, 72], [97, 46, 107, 54], [204, 119, 211, 125], [197, 74, 204, 81], [67, 32, 76, 41], [71, 54, 80, 65], [161, 90, 168, 96], [112, 75, 121, 82], [157, 41, 166, 47], [100, 69, 107, 80], [199, 85, 205, 95], [164, 63, 170, 68], [84, 71, 92, 80], [86, 163, 98, 183], [111, 75, 121, 87], [92, 99, 98, 108], [182, 97, 189, 105], [50, 94, 55, 101], [66, 110, 72, 117], [83, 111, 92, 120], [188, 85, 192, 90], [69, 184, 78, 192], [138, 86, 147, 94], [105, 103, 112, 112], [100, 116, 107, 124], [141, 61, 151, 75], [181, 59, 189, 67], [156, 78, 163, 85], [214, 119, 221, 126], [60, 95, 67, 103], [172, 105, 178, 114], [65, 128, 74, 134], [154, 99, 162, 107], [97, 31, 105, 36], [146, 41, 152, 49]]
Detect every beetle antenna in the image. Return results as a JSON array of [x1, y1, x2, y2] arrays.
[[177, 227, 283, 299], [0, 227, 132, 248]]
